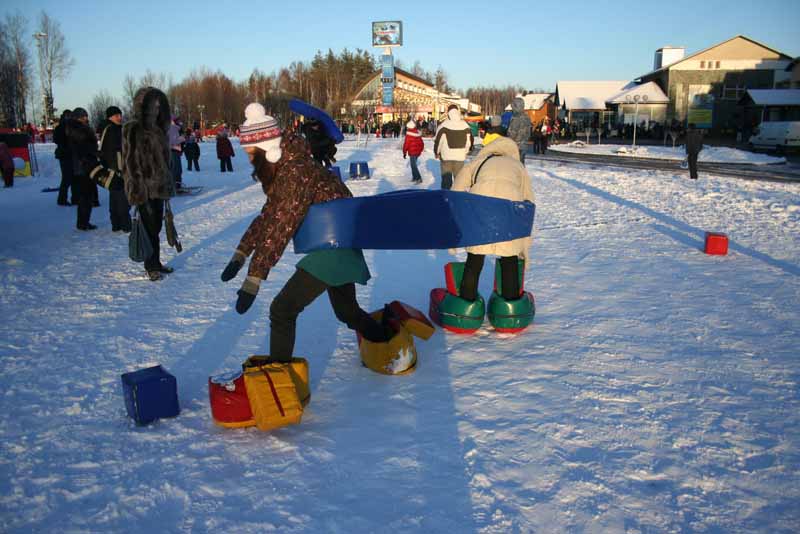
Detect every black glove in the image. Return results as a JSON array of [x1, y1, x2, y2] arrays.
[[403, 153, 406, 159], [221, 250, 246, 282], [235, 276, 260, 314]]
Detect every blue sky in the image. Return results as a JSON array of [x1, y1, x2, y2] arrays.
[[5, 0, 799, 112]]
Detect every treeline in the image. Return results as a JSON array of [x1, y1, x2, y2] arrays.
[[108, 49, 380, 129], [0, 10, 73, 129], [465, 86, 551, 116], [108, 51, 464, 129]]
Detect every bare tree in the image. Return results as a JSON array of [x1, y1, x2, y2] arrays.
[[35, 11, 75, 127], [434, 66, 450, 94], [88, 89, 118, 131], [0, 12, 33, 128], [121, 70, 172, 117], [0, 47, 14, 127], [5, 12, 32, 127], [122, 74, 138, 116]]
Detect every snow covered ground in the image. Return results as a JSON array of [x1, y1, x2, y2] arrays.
[[550, 141, 788, 165], [1, 138, 799, 533]]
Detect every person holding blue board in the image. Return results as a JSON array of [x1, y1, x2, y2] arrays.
[[221, 103, 395, 364]]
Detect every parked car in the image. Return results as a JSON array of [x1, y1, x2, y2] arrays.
[[749, 121, 800, 152]]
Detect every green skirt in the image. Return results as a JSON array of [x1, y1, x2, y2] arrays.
[[296, 248, 371, 286]]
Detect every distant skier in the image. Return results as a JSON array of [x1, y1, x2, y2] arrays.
[[402, 120, 424, 183], [507, 97, 532, 163], [221, 103, 395, 363], [433, 104, 473, 190]]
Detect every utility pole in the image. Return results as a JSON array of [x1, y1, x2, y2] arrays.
[[197, 104, 205, 140], [33, 32, 48, 128]]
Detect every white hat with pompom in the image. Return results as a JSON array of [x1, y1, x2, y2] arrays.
[[240, 102, 282, 163]]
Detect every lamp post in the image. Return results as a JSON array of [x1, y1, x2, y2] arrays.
[[33, 32, 48, 128], [197, 104, 205, 140], [626, 94, 649, 149]]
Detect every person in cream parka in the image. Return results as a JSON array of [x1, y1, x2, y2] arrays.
[[450, 135, 535, 301]]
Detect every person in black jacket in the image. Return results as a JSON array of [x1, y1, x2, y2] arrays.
[[66, 108, 97, 229], [183, 130, 200, 171], [685, 123, 703, 180], [67, 107, 123, 231], [98, 106, 131, 232], [53, 110, 75, 206]]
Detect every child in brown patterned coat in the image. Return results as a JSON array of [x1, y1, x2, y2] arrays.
[[221, 103, 392, 362]]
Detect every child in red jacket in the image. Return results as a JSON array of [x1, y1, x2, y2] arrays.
[[402, 120, 424, 184]]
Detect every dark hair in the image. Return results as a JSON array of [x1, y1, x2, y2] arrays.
[[688, 123, 695, 129], [106, 105, 122, 119], [132, 87, 171, 132], [249, 147, 276, 194]]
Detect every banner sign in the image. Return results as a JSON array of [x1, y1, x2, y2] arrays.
[[381, 54, 394, 107], [372, 21, 403, 47], [381, 54, 394, 83], [687, 87, 714, 129], [382, 86, 394, 107]]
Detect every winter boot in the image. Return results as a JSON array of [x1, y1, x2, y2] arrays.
[[486, 258, 535, 333], [428, 262, 485, 334]]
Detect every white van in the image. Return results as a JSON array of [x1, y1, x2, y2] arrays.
[[749, 121, 800, 152]]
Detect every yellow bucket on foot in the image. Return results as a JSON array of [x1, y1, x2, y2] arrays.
[[357, 309, 418, 375], [242, 362, 304, 431]]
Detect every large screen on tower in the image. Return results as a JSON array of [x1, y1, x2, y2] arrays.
[[372, 21, 403, 47]]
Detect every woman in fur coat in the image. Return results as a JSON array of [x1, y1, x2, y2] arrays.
[[122, 87, 176, 281]]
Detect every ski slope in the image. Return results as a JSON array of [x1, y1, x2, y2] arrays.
[[1, 137, 799, 533]]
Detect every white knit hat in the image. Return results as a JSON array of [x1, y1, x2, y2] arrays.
[[406, 120, 416, 129], [240, 103, 282, 163]]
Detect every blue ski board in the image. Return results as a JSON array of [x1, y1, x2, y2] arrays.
[[292, 189, 535, 252], [289, 98, 344, 144]]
